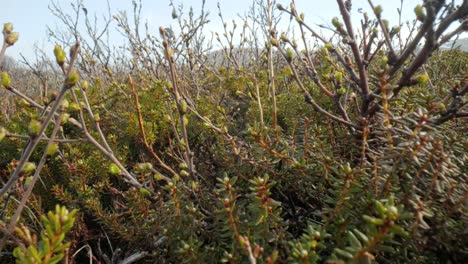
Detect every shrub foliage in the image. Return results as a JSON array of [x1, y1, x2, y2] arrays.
[[0, 0, 467, 263]]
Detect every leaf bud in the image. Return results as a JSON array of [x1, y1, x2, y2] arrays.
[[373, 5, 383, 17], [61, 113, 70, 124], [28, 120, 42, 136], [154, 173, 164, 181], [414, 5, 425, 21], [280, 33, 288, 42], [109, 163, 121, 175], [68, 102, 81, 112], [22, 162, 36, 173], [46, 143, 59, 156], [380, 56, 389, 68], [3, 23, 13, 34], [1, 72, 12, 89], [180, 100, 188, 113], [93, 113, 100, 122], [0, 127, 6, 142], [139, 188, 151, 197], [54, 45, 66, 66], [81, 80, 89, 90], [270, 38, 279, 47], [331, 17, 341, 28], [285, 48, 294, 62], [5, 32, 19, 46], [334, 71, 343, 83], [66, 72, 79, 87], [414, 73, 429, 84], [179, 162, 188, 169], [180, 170, 189, 177]]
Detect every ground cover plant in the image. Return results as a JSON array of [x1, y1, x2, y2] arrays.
[[0, 0, 467, 263]]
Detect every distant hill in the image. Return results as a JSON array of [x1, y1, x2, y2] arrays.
[[441, 38, 468, 52]]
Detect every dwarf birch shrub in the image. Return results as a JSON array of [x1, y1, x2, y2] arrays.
[[0, 0, 467, 263]]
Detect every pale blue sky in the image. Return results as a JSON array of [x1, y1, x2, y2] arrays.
[[2, 0, 462, 61]]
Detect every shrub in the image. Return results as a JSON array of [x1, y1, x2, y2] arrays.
[[0, 0, 467, 263]]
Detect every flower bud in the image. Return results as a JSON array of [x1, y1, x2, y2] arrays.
[[154, 173, 164, 181], [438, 103, 446, 112], [109, 163, 121, 175], [391, 26, 401, 35], [382, 19, 389, 30], [93, 113, 100, 122], [47, 143, 59, 156], [270, 38, 279, 47], [180, 170, 189, 177], [81, 80, 89, 90], [373, 5, 383, 17], [3, 23, 13, 34], [191, 181, 198, 191], [334, 71, 343, 83], [292, 40, 297, 48], [61, 113, 70, 124], [134, 163, 153, 173], [285, 48, 294, 62], [68, 102, 81, 112], [0, 127, 6, 142], [414, 5, 425, 21], [1, 72, 12, 89], [28, 120, 42, 136], [61, 99, 69, 109], [289, 2, 296, 14], [414, 73, 429, 84], [54, 45, 66, 66], [343, 162, 352, 174], [387, 206, 399, 219], [5, 32, 19, 46], [331, 17, 341, 28], [166, 47, 174, 61], [280, 33, 288, 42], [380, 56, 389, 68], [22, 162, 36, 173], [180, 101, 188, 113], [66, 72, 79, 87]]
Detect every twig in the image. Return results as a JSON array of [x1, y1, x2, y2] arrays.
[[0, 42, 81, 196]]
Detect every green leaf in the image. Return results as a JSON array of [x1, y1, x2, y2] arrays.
[[28, 245, 42, 262], [45, 252, 65, 264], [109, 163, 122, 175], [363, 215, 384, 226], [334, 248, 354, 259], [0, 127, 6, 142], [390, 225, 409, 237], [53, 242, 71, 253], [348, 230, 362, 248], [353, 229, 369, 244]]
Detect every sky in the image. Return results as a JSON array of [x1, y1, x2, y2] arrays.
[[1, 0, 464, 61]]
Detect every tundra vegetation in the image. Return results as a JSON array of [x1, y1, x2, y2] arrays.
[[0, 0, 467, 263]]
